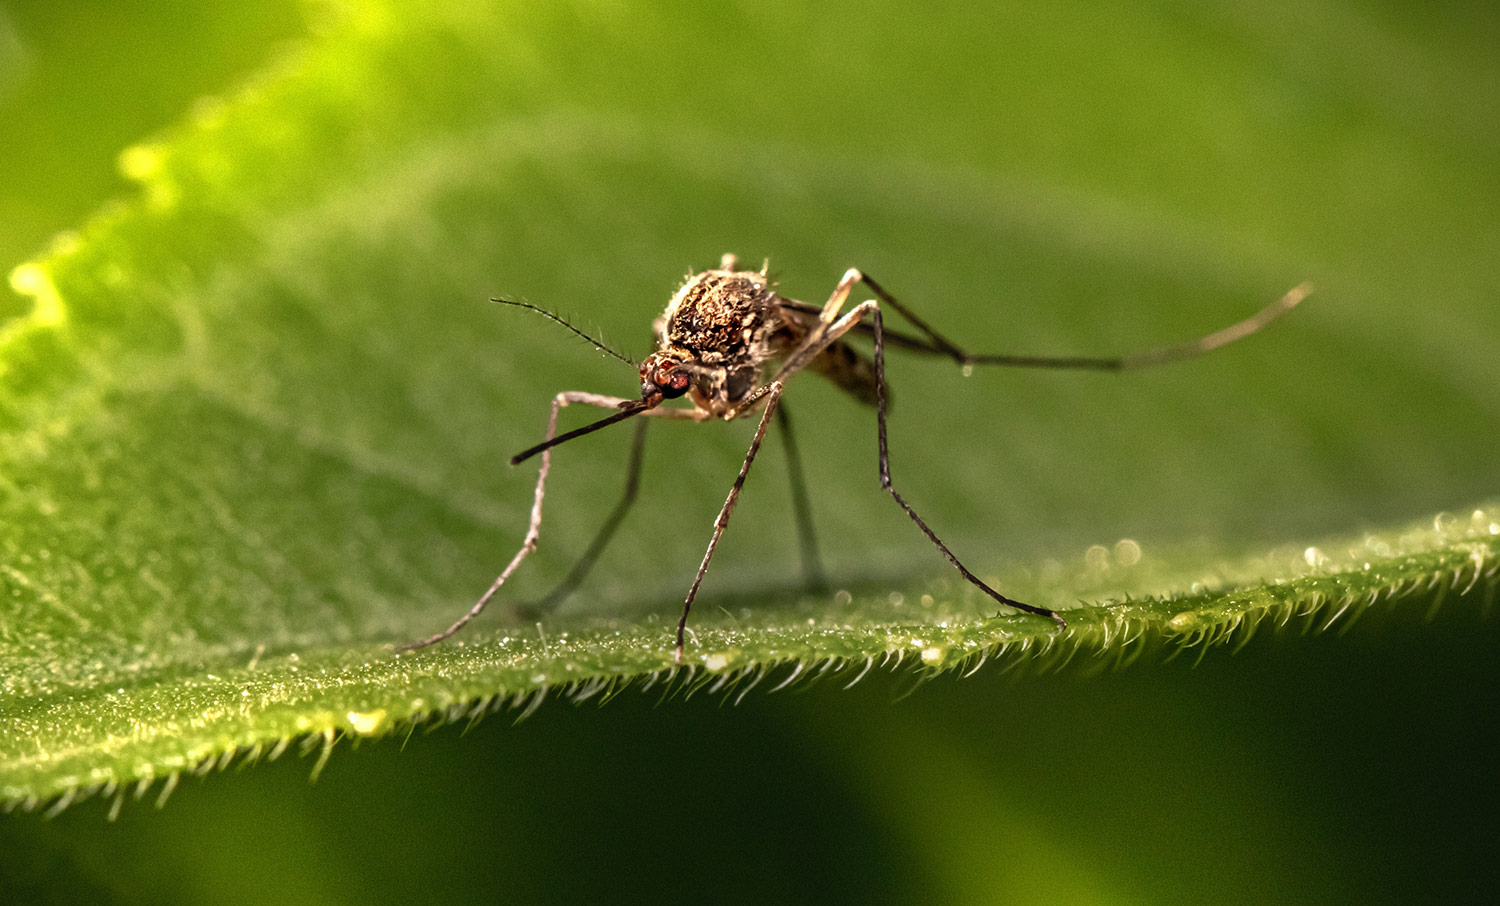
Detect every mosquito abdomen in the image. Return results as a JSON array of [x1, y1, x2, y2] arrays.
[[809, 339, 883, 409]]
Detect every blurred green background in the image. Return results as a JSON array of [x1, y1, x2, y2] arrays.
[[1, 1, 1497, 904]]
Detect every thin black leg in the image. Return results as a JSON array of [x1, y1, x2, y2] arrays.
[[854, 275, 1310, 372], [676, 382, 784, 662], [869, 304, 1067, 629]]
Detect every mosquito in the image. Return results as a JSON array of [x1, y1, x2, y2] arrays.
[[398, 253, 1311, 662]]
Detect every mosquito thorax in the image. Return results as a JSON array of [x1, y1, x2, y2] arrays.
[[659, 268, 782, 366], [655, 266, 787, 411]]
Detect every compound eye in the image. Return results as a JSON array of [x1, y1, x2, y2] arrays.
[[659, 368, 691, 399]]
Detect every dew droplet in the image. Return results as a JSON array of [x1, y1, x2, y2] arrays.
[[346, 710, 387, 735]]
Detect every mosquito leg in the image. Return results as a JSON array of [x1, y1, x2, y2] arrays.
[[872, 304, 1066, 626], [821, 268, 862, 325], [397, 391, 641, 653], [773, 268, 863, 385], [853, 274, 1311, 372], [869, 302, 1068, 629], [676, 381, 785, 662], [776, 402, 828, 593], [764, 294, 1066, 627], [520, 416, 650, 618], [786, 297, 1068, 630]]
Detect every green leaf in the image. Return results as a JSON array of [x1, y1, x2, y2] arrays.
[[3, 0, 1498, 816]]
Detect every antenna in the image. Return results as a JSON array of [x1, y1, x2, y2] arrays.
[[492, 298, 635, 366]]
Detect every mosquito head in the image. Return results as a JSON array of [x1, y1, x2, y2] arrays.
[[639, 351, 692, 405]]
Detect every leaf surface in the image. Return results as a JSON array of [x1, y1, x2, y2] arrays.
[[2, 0, 1498, 808]]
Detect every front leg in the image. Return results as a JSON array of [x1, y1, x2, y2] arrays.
[[521, 417, 651, 618], [399, 391, 660, 652], [675, 381, 785, 662]]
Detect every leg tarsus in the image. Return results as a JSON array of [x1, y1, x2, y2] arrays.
[[854, 272, 1309, 372]]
